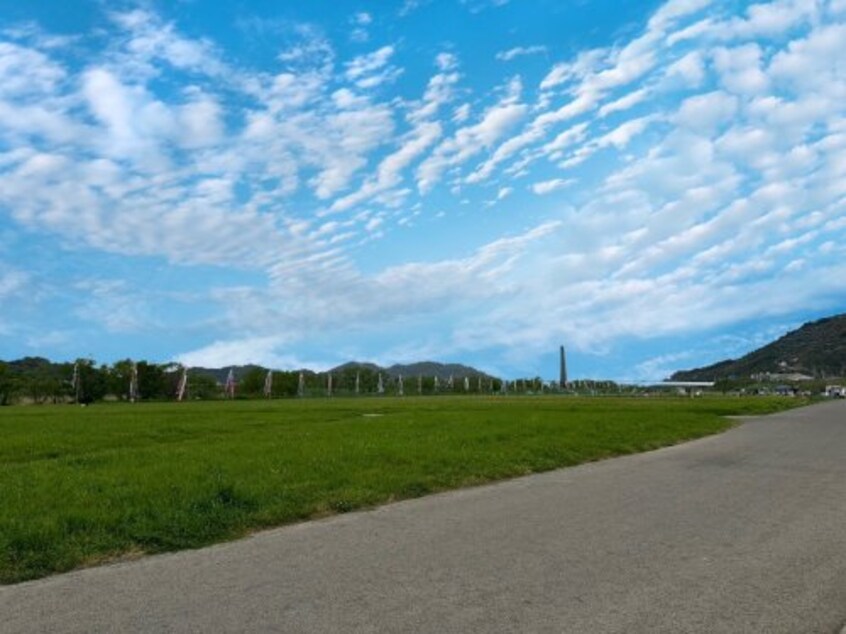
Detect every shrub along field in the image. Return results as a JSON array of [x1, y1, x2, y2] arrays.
[[0, 395, 804, 583]]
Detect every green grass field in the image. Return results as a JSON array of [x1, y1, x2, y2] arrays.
[[0, 395, 804, 583]]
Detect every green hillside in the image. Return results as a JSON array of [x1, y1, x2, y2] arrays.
[[672, 314, 846, 381]]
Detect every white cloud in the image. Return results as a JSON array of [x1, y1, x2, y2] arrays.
[[768, 22, 846, 91], [598, 88, 650, 117], [82, 68, 176, 165], [496, 45, 547, 61], [712, 43, 769, 95], [0, 98, 85, 146], [345, 45, 402, 88], [178, 93, 224, 147], [417, 97, 528, 192], [466, 123, 547, 184], [633, 350, 697, 382], [663, 51, 706, 87], [648, 0, 713, 32], [496, 186, 513, 200], [110, 9, 229, 78], [542, 122, 590, 154], [73, 279, 156, 334], [436, 52, 458, 71], [0, 42, 65, 97], [726, 0, 823, 38], [213, 220, 565, 349], [309, 102, 396, 198], [597, 116, 656, 149], [539, 48, 608, 90], [409, 56, 461, 121], [476, 15, 676, 186], [675, 91, 739, 133], [350, 11, 373, 40], [453, 103, 471, 123], [531, 178, 574, 195], [176, 336, 307, 369], [329, 120, 441, 212], [277, 24, 335, 74], [0, 268, 28, 299], [666, 18, 716, 46]]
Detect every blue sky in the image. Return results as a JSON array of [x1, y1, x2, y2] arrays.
[[1, 0, 845, 381]]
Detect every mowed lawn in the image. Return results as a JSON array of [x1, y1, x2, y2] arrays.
[[0, 395, 802, 583]]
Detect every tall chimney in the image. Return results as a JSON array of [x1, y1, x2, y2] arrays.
[[560, 345, 568, 388]]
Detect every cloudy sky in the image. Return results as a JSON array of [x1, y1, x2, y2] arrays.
[[1, 0, 844, 381]]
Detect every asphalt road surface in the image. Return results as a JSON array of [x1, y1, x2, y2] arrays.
[[3, 400, 846, 633]]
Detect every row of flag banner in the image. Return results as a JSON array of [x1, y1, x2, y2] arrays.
[[70, 363, 555, 402]]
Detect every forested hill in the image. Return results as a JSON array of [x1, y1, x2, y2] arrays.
[[387, 362, 492, 380], [330, 361, 493, 380], [671, 314, 846, 381]]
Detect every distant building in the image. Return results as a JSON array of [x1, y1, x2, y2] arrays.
[[751, 372, 814, 382], [651, 381, 715, 396]]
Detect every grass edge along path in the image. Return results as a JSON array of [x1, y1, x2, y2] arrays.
[[0, 395, 806, 584]]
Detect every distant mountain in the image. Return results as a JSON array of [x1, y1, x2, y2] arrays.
[[672, 314, 846, 381], [4, 356, 63, 374], [190, 365, 266, 384], [328, 360, 493, 380], [386, 361, 493, 380], [330, 361, 383, 374]]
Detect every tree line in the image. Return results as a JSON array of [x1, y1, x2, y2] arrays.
[[0, 357, 520, 405]]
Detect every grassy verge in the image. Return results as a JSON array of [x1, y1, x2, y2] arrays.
[[0, 395, 804, 583]]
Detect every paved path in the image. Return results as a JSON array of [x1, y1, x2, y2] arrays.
[[3, 400, 846, 633]]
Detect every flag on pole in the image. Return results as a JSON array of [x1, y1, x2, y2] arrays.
[[71, 362, 80, 402], [398, 375, 404, 396], [327, 373, 333, 397], [464, 376, 470, 392], [263, 370, 273, 398], [177, 367, 188, 401], [355, 372, 360, 395], [225, 369, 236, 399], [298, 371, 305, 397], [129, 362, 139, 402], [377, 373, 384, 394]]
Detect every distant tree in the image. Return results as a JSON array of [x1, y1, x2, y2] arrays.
[[335, 367, 358, 394], [239, 368, 268, 397], [187, 373, 219, 400], [357, 368, 379, 394], [72, 359, 108, 404], [136, 361, 169, 400], [107, 359, 135, 400], [271, 371, 299, 397], [0, 357, 66, 404], [26, 366, 63, 404], [0, 362, 18, 405]]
